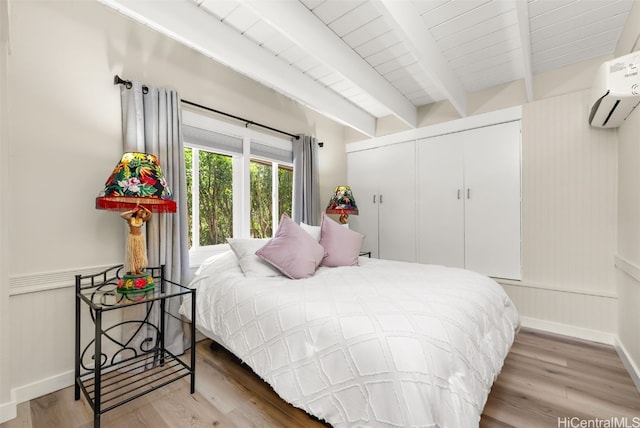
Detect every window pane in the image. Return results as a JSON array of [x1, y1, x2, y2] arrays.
[[278, 165, 293, 219], [184, 148, 193, 247], [199, 151, 233, 245], [250, 160, 273, 238]]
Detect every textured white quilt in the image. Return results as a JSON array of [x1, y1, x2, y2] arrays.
[[180, 251, 519, 428]]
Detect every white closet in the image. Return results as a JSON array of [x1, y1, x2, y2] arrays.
[[347, 114, 521, 280], [417, 121, 521, 280], [347, 141, 416, 262]]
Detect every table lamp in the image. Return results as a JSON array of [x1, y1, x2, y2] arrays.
[[96, 152, 176, 296], [325, 185, 359, 224]]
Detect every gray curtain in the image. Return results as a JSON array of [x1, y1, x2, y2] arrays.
[[121, 81, 189, 355], [292, 134, 320, 225]]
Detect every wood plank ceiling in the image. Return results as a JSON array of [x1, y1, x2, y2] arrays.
[[99, 0, 634, 137]]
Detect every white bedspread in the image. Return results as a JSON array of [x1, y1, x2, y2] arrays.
[[180, 251, 519, 428]]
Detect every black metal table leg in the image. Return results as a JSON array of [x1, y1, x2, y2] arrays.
[[94, 308, 102, 428]]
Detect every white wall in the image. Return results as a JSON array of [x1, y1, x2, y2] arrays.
[[0, 0, 348, 420], [617, 103, 640, 379], [614, 0, 640, 376], [512, 88, 618, 340], [612, 0, 640, 386]]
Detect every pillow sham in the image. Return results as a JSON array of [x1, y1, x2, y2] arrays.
[[256, 213, 325, 279], [227, 238, 283, 277], [301, 221, 349, 241], [319, 213, 365, 267], [300, 222, 321, 242]]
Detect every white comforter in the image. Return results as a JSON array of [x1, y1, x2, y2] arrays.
[[180, 251, 519, 428]]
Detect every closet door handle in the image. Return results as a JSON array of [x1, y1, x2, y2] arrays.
[[457, 189, 461, 200], [380, 194, 383, 204], [373, 194, 376, 204], [467, 188, 471, 199]]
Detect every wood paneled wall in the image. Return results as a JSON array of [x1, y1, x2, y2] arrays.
[[510, 89, 618, 339], [615, 82, 640, 385]]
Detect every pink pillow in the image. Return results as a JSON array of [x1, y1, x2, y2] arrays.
[[256, 213, 326, 279], [319, 213, 365, 267]]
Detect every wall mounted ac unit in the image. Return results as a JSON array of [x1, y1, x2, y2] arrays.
[[589, 52, 640, 128]]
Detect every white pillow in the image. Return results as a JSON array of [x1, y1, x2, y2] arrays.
[[227, 238, 283, 277], [300, 222, 321, 241], [301, 220, 349, 242]]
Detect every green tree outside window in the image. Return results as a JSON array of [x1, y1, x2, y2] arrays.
[[186, 147, 293, 247]]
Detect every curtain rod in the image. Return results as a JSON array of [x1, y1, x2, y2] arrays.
[[113, 75, 305, 142], [181, 99, 300, 141]]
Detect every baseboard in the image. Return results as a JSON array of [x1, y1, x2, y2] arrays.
[[0, 370, 74, 423], [13, 370, 73, 406], [519, 316, 616, 345], [0, 370, 73, 424], [0, 392, 17, 424], [614, 338, 640, 393]]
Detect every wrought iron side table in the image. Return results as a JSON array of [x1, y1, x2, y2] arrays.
[[74, 265, 195, 428]]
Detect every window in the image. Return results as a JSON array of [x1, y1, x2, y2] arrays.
[[182, 110, 294, 261], [250, 159, 273, 238], [278, 165, 293, 220], [249, 160, 293, 238], [184, 148, 233, 247]]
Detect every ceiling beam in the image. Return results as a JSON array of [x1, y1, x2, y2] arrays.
[[96, 0, 377, 137], [515, 0, 534, 102], [240, 0, 417, 129], [376, 0, 467, 118]]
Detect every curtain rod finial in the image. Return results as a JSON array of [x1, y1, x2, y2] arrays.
[[114, 75, 132, 89]]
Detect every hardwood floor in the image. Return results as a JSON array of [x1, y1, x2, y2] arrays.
[[2, 328, 639, 427]]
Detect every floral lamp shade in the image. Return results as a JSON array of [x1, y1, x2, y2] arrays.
[[326, 185, 358, 224], [95, 152, 176, 213]]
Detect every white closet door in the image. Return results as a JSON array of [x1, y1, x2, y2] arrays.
[[417, 134, 465, 268], [347, 149, 380, 258], [463, 121, 521, 279], [378, 142, 416, 262]]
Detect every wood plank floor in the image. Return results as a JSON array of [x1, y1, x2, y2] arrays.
[[2, 328, 639, 427]]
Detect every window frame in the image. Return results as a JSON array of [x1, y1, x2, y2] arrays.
[[182, 110, 294, 266]]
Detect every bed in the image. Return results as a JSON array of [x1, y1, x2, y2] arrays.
[[179, 228, 519, 427]]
